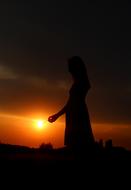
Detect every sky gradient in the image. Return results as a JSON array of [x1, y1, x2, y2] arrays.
[[0, 1, 131, 149]]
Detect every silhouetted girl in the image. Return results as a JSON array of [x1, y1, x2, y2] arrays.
[[48, 56, 94, 151]]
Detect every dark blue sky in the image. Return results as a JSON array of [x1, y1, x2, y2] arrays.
[[0, 1, 131, 125]]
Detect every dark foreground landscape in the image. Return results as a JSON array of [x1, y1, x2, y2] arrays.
[[0, 143, 131, 188]]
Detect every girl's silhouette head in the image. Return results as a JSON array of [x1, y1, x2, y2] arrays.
[[68, 56, 87, 81]]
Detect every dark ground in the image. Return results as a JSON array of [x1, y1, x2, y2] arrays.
[[0, 144, 131, 188]]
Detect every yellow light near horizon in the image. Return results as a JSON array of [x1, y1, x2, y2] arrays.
[[37, 120, 44, 129]]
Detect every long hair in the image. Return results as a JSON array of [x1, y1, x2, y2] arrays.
[[68, 56, 88, 81]]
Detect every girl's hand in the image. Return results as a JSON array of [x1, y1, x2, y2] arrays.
[[48, 114, 59, 123]]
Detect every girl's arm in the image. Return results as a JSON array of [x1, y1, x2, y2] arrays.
[[55, 105, 67, 117], [48, 101, 69, 123]]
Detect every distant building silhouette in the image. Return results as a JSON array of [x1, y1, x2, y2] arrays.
[[105, 139, 113, 149], [99, 139, 104, 149]]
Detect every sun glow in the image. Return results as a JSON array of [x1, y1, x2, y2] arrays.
[[37, 120, 44, 129]]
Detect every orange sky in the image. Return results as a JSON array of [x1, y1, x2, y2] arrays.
[[0, 111, 131, 150]]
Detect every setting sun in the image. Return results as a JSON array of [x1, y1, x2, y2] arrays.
[[37, 120, 44, 129]]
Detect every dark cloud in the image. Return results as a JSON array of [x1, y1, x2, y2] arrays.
[[0, 1, 130, 124]]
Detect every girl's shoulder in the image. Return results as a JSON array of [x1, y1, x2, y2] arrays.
[[69, 82, 87, 95]]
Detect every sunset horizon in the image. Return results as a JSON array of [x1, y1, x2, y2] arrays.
[[0, 111, 131, 150]]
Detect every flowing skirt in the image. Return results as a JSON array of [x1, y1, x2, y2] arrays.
[[64, 103, 94, 149]]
